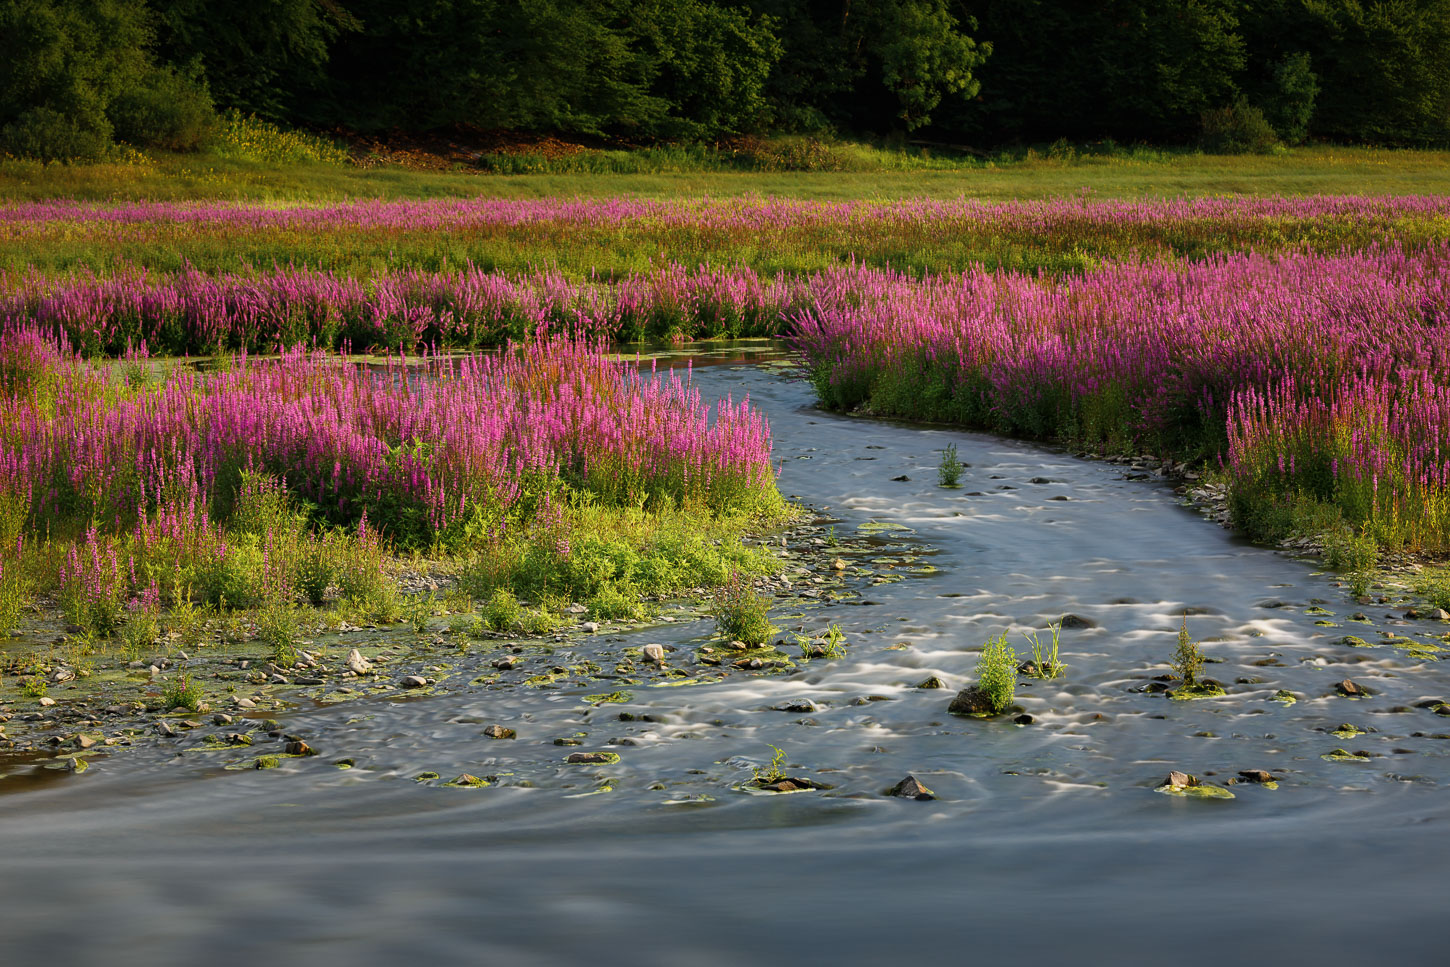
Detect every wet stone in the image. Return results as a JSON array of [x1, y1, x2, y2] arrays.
[[886, 775, 937, 800], [947, 686, 996, 716], [1165, 770, 1198, 789], [1336, 679, 1368, 697], [482, 725, 516, 739], [566, 752, 620, 765], [773, 700, 817, 714], [1059, 614, 1096, 629], [399, 676, 428, 689], [284, 740, 315, 756], [1238, 769, 1276, 784], [915, 676, 946, 690]]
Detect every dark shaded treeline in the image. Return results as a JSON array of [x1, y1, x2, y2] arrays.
[[2, 0, 1448, 161]]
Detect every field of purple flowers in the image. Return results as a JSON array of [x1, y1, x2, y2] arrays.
[[3, 189, 1450, 649]]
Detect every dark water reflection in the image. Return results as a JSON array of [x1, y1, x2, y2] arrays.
[[2, 350, 1448, 964]]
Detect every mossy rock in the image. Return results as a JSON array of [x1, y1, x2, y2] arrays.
[[413, 771, 441, 782], [582, 690, 632, 705], [947, 686, 1008, 717], [443, 773, 490, 788], [1330, 723, 1368, 739], [254, 755, 282, 770], [1339, 635, 1371, 648], [1155, 783, 1235, 800], [857, 521, 912, 535], [1321, 748, 1372, 762], [1167, 681, 1227, 700], [1271, 689, 1298, 705]]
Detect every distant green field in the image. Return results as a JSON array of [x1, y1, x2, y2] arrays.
[[3, 144, 1448, 204]]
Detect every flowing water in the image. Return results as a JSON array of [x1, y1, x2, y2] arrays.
[[3, 346, 1448, 964]]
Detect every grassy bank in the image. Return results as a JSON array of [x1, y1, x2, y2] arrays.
[[793, 244, 1450, 565], [6, 192, 1450, 281], [0, 331, 790, 685], [3, 145, 1449, 205]]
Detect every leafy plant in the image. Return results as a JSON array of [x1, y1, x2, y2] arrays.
[[974, 632, 1017, 714], [938, 443, 964, 487], [751, 745, 788, 785], [711, 572, 777, 646], [1171, 616, 1205, 685], [792, 624, 846, 660], [402, 592, 435, 633], [1023, 621, 1064, 679], [0, 554, 26, 638], [19, 677, 48, 699], [256, 602, 305, 667], [161, 673, 204, 711], [481, 588, 523, 632], [117, 603, 160, 662]]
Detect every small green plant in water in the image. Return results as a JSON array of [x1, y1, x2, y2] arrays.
[[161, 673, 204, 711], [711, 572, 777, 646], [752, 745, 788, 785], [1171, 616, 1205, 685], [257, 602, 305, 667], [19, 677, 47, 699], [938, 444, 965, 487], [975, 632, 1017, 713], [402, 592, 435, 633], [1023, 621, 1064, 679], [481, 588, 523, 631]]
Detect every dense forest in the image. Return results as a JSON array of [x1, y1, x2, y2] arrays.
[[2, 0, 1449, 161]]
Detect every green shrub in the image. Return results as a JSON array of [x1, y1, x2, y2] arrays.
[[1416, 568, 1450, 612], [938, 443, 964, 487], [587, 584, 643, 621], [200, 544, 264, 609], [974, 633, 1017, 713], [1201, 99, 1280, 154], [256, 602, 305, 666], [0, 555, 25, 638], [1262, 52, 1317, 145], [711, 572, 776, 646], [294, 533, 340, 606], [210, 110, 350, 165], [1171, 617, 1204, 684], [109, 67, 215, 152], [161, 673, 203, 711], [117, 607, 159, 661], [1325, 529, 1377, 573], [402, 592, 435, 633], [481, 588, 523, 632], [0, 106, 110, 162]]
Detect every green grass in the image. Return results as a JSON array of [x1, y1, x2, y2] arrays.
[[3, 144, 1448, 204]]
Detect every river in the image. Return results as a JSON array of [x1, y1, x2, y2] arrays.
[[2, 346, 1446, 964]]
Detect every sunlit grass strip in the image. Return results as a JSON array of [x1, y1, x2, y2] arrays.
[[3, 193, 1449, 278]]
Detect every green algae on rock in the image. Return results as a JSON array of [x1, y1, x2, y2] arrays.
[[1168, 681, 1227, 700]]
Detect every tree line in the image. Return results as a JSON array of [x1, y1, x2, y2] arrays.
[[3, 0, 1448, 162]]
